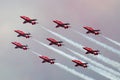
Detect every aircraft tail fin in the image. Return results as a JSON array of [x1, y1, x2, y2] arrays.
[[58, 41, 63, 43], [94, 50, 99, 52], [84, 63, 88, 64], [50, 59, 55, 61], [31, 19, 37, 21], [94, 30, 100, 31], [64, 23, 70, 25]]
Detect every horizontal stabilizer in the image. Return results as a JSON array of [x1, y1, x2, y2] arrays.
[[64, 23, 70, 25]]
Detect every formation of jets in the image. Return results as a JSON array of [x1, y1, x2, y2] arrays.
[[12, 16, 102, 68]]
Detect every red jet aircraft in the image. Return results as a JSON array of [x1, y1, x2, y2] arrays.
[[83, 26, 100, 35], [47, 38, 63, 47], [20, 16, 37, 25], [11, 42, 28, 50], [72, 60, 88, 68], [39, 56, 55, 64], [53, 20, 70, 29], [83, 47, 100, 55], [14, 30, 31, 38]]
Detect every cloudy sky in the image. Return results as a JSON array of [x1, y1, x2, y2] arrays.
[[0, 0, 120, 80]]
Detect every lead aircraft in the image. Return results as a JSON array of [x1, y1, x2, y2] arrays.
[[20, 16, 37, 25]]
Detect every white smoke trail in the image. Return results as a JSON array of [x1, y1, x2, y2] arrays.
[[31, 51, 95, 80], [89, 65, 120, 80], [55, 63, 95, 80], [31, 51, 41, 56], [66, 48, 120, 78], [33, 40, 120, 80], [75, 31, 120, 56], [102, 35, 120, 47], [33, 39, 77, 60], [40, 26, 120, 71], [94, 55, 120, 71]]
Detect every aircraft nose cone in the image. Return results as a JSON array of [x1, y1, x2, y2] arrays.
[[83, 47, 86, 49], [83, 26, 87, 29], [72, 60, 75, 62], [53, 20, 57, 23], [39, 56, 42, 58], [46, 38, 49, 40]]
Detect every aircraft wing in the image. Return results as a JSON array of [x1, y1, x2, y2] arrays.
[[23, 21, 28, 24], [42, 60, 46, 63]]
